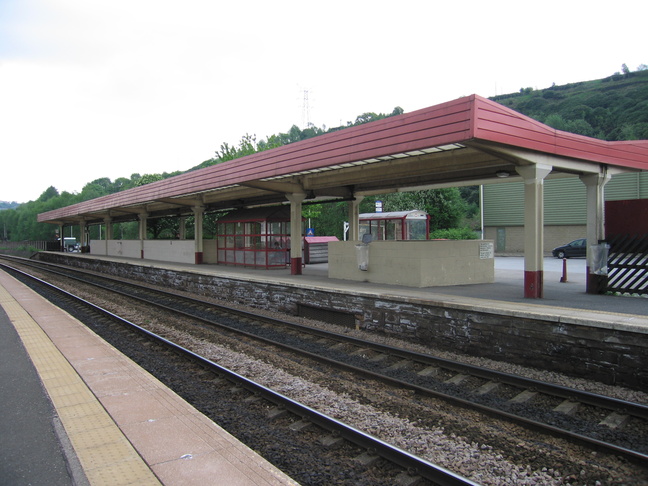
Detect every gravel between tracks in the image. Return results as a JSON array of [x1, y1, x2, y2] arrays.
[[99, 289, 648, 485], [15, 265, 648, 485]]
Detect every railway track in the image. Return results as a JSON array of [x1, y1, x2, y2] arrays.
[[1, 258, 481, 486], [3, 255, 648, 468]]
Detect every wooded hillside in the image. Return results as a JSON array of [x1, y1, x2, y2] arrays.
[[491, 67, 648, 140]]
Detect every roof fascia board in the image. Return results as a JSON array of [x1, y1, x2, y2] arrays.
[[155, 197, 204, 207], [238, 180, 305, 195]]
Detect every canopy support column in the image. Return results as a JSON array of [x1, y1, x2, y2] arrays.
[[516, 164, 552, 298], [192, 206, 205, 264], [58, 224, 64, 251], [103, 216, 113, 241], [347, 196, 364, 241], [580, 171, 611, 293], [138, 211, 148, 259], [179, 216, 186, 239], [286, 193, 306, 275], [79, 220, 87, 252]]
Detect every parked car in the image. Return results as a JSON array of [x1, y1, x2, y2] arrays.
[[552, 238, 586, 258], [57, 237, 79, 252]]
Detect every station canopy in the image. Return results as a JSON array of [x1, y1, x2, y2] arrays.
[[39, 94, 648, 227]]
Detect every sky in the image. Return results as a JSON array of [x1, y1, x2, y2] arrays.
[[1, 0, 646, 204]]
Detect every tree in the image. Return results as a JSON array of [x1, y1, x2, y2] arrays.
[[543, 114, 569, 131], [307, 188, 472, 240], [622, 63, 631, 76], [80, 183, 107, 201], [381, 188, 468, 232], [136, 174, 164, 186], [215, 133, 259, 162], [37, 186, 60, 203], [354, 112, 380, 125], [147, 217, 179, 239], [309, 201, 348, 239]]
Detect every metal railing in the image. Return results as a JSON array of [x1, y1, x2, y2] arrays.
[[605, 233, 648, 296], [0, 240, 50, 251]]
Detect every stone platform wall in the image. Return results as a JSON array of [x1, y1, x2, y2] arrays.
[[37, 253, 647, 390]]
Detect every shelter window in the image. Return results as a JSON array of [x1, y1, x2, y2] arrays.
[[359, 210, 430, 241], [216, 207, 299, 269]]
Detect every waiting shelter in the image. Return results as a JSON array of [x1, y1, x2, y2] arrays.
[[37, 95, 648, 297], [216, 207, 298, 269], [359, 210, 430, 241]]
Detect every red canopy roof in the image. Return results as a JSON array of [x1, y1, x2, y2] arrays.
[[39, 94, 648, 225]]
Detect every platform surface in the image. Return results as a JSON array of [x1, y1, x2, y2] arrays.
[[2, 252, 647, 485], [0, 270, 299, 486]]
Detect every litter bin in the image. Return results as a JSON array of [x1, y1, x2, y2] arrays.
[[587, 243, 610, 294], [589, 243, 610, 275], [355, 244, 369, 271]]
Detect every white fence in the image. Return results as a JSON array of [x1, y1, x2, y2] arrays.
[[90, 239, 199, 264]]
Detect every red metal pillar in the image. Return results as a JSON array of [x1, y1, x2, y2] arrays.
[[524, 271, 543, 299], [290, 257, 302, 275]]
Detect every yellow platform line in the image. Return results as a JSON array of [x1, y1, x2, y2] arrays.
[[0, 283, 161, 486]]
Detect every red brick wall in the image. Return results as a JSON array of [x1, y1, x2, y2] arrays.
[[606, 199, 648, 236]]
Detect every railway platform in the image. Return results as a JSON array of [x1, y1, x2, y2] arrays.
[[0, 270, 299, 486], [74, 254, 648, 324], [1, 252, 647, 485]]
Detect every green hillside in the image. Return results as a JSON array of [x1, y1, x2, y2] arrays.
[[490, 68, 648, 140]]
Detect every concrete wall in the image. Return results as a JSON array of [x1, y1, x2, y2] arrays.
[[90, 239, 198, 263], [90, 239, 141, 258], [90, 239, 107, 255], [144, 240, 195, 263], [328, 240, 495, 287], [203, 239, 218, 264], [37, 252, 648, 390]]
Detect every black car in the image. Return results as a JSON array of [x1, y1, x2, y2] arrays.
[[552, 238, 586, 258]]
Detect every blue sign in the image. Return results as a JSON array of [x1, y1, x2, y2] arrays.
[[306, 228, 315, 236]]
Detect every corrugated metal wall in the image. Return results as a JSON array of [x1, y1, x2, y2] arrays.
[[484, 172, 648, 227], [544, 178, 587, 225], [483, 183, 524, 226], [606, 172, 648, 200]]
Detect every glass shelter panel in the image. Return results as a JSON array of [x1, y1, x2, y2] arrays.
[[407, 219, 428, 240], [216, 210, 295, 268], [358, 211, 429, 241]]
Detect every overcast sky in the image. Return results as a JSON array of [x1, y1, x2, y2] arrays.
[[1, 0, 646, 203]]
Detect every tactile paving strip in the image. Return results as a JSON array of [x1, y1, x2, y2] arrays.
[[0, 283, 161, 486], [0, 271, 299, 486]]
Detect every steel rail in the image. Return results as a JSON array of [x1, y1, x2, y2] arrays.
[[6, 256, 648, 419], [4, 256, 648, 464], [0, 262, 481, 486]]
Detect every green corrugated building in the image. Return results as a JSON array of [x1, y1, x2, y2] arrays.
[[483, 172, 648, 253]]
